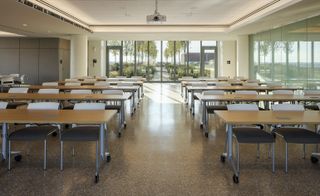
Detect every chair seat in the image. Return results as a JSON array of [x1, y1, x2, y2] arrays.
[[105, 105, 121, 111], [274, 128, 320, 144], [7, 102, 28, 109], [233, 127, 275, 143], [61, 126, 100, 141], [9, 126, 57, 141], [305, 105, 319, 110], [63, 103, 74, 110], [206, 105, 227, 113]]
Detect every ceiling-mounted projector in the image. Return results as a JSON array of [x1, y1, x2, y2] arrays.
[[147, 0, 166, 23]]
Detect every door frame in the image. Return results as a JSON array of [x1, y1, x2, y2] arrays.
[[200, 46, 218, 77]]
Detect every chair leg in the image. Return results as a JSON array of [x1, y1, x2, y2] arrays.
[[236, 141, 240, 174], [303, 144, 306, 159], [44, 140, 47, 170], [95, 141, 99, 182], [285, 142, 288, 173], [272, 143, 275, 173], [72, 146, 75, 156], [257, 143, 260, 159], [60, 141, 64, 171], [8, 140, 11, 170]]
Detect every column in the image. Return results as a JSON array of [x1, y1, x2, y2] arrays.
[[236, 35, 249, 78], [70, 34, 88, 78]]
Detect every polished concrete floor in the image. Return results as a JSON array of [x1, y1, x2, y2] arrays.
[[0, 83, 319, 195]]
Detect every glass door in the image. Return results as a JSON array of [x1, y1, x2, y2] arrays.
[[201, 46, 217, 77], [106, 46, 123, 77]]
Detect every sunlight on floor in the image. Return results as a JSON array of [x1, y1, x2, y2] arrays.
[[144, 83, 184, 104]]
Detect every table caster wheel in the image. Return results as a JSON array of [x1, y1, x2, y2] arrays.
[[52, 132, 57, 137], [118, 132, 122, 138], [233, 174, 239, 184], [15, 154, 22, 162], [95, 175, 99, 183], [311, 156, 318, 164], [205, 132, 209, 138], [200, 124, 203, 129], [106, 155, 111, 162], [220, 155, 225, 163], [124, 123, 127, 128]]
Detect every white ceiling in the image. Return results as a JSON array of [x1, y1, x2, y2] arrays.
[[0, 0, 319, 40], [43, 0, 275, 25]]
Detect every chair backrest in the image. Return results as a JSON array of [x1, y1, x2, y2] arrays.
[[202, 90, 225, 95], [272, 104, 304, 111], [38, 89, 60, 94], [27, 102, 59, 110], [132, 76, 143, 79], [247, 79, 260, 83], [70, 90, 92, 94], [102, 90, 124, 95], [235, 90, 258, 95], [65, 82, 81, 86], [198, 76, 209, 80], [96, 76, 108, 80], [217, 76, 229, 80], [181, 76, 193, 80], [267, 82, 282, 87], [243, 82, 259, 87], [228, 79, 241, 83], [65, 78, 79, 82], [304, 90, 320, 96], [94, 81, 110, 86], [0, 102, 8, 109], [83, 78, 97, 82], [8, 87, 28, 93], [191, 82, 207, 87], [273, 90, 294, 95], [227, 104, 259, 111], [42, 82, 59, 86], [233, 76, 245, 80], [9, 74, 19, 78], [215, 82, 231, 87], [74, 103, 105, 110], [117, 82, 133, 86]]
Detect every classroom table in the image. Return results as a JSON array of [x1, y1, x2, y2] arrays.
[[0, 93, 131, 133], [215, 110, 320, 183], [196, 93, 320, 136], [27, 85, 140, 115], [187, 86, 303, 114], [180, 81, 267, 96], [0, 109, 117, 160], [57, 81, 144, 99]]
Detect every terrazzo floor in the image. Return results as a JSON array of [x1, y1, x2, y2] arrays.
[[0, 83, 319, 196]]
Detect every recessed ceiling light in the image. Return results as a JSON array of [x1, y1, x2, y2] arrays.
[[22, 24, 28, 27]]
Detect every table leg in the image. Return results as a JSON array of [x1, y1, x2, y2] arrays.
[[2, 123, 7, 159], [185, 88, 188, 104], [191, 90, 195, 115], [100, 124, 105, 160]]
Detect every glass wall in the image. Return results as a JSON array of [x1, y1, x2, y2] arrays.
[[106, 40, 217, 82], [249, 15, 320, 89]]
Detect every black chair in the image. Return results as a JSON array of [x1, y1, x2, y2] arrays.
[[60, 102, 107, 183], [272, 104, 320, 173], [8, 102, 60, 170], [226, 104, 275, 183]]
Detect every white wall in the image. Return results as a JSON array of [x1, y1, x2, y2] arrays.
[[88, 40, 106, 77], [236, 35, 249, 78], [218, 40, 236, 78]]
